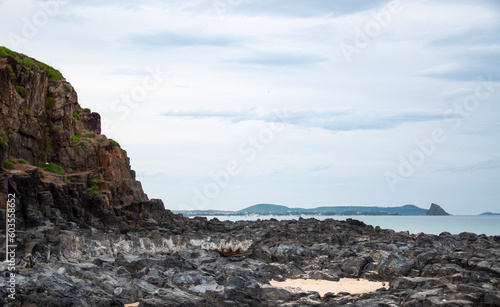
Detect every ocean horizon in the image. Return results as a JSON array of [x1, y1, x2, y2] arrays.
[[194, 215, 500, 236]]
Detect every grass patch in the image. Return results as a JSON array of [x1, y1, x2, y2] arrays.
[[4, 160, 15, 170], [63, 176, 71, 184], [66, 168, 75, 173], [45, 97, 56, 109], [38, 170, 45, 178], [23, 57, 38, 71], [6, 64, 16, 80], [82, 108, 91, 113], [87, 178, 102, 197], [52, 125, 63, 131], [37, 61, 63, 81], [64, 84, 73, 92], [45, 163, 64, 175], [23, 108, 31, 115], [18, 158, 28, 164], [72, 111, 81, 120], [0, 47, 64, 81], [85, 133, 96, 138], [109, 139, 120, 148], [22, 127, 29, 134], [0, 46, 21, 63], [0, 130, 8, 146], [37, 162, 64, 175], [72, 134, 80, 150], [15, 85, 28, 98]]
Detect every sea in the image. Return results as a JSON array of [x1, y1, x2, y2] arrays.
[[195, 215, 500, 236]]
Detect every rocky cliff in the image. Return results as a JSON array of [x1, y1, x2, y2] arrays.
[[0, 46, 164, 230]]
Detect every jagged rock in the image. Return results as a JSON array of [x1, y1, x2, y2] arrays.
[[427, 203, 449, 215], [378, 253, 415, 279]]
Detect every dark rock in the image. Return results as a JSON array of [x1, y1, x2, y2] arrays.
[[378, 253, 415, 279], [426, 203, 449, 215]]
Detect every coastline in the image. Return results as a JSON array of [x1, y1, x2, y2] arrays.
[[191, 214, 500, 236]]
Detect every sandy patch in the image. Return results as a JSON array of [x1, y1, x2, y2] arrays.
[[124, 303, 139, 307], [269, 278, 387, 297]]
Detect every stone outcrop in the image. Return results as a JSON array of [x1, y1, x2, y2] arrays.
[[426, 203, 449, 216], [1, 47, 154, 229]]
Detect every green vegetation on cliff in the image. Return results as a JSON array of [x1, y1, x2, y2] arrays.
[[109, 139, 120, 148], [87, 178, 102, 197], [45, 97, 56, 109], [36, 162, 65, 175], [15, 85, 28, 98], [0, 130, 8, 145], [0, 46, 63, 81], [3, 160, 15, 169]]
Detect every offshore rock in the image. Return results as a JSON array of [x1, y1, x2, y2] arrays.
[[426, 203, 449, 215]]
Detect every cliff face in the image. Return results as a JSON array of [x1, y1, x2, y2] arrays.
[[0, 47, 160, 229]]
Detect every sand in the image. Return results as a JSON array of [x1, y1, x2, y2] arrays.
[[124, 279, 385, 304], [269, 278, 387, 297]]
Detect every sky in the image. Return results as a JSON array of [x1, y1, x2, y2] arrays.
[[1, 0, 499, 215]]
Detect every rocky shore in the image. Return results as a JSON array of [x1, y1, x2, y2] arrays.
[[1, 48, 500, 306]]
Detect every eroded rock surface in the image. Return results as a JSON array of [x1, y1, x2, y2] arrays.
[[1, 216, 500, 306]]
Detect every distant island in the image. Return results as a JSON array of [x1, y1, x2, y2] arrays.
[[174, 203, 450, 217], [480, 212, 500, 216]]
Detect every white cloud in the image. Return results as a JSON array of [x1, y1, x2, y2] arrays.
[[1, 0, 499, 214]]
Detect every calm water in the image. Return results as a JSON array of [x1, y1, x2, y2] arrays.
[[197, 215, 500, 236]]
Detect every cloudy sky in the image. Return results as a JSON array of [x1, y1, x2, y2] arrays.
[[1, 0, 499, 214]]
